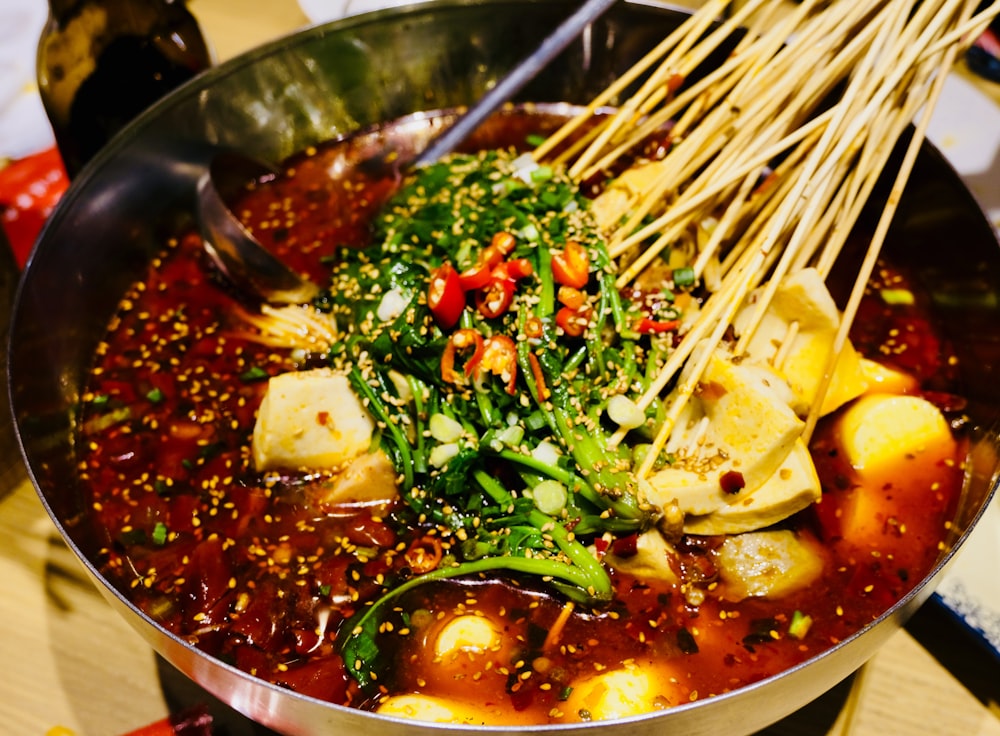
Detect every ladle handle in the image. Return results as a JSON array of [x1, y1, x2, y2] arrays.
[[412, 0, 620, 167]]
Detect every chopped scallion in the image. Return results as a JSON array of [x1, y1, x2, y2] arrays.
[[239, 365, 269, 382], [880, 288, 914, 305], [789, 610, 813, 639], [673, 266, 696, 287], [151, 521, 168, 546]]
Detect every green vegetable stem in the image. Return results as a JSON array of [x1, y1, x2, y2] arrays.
[[323, 147, 685, 689]]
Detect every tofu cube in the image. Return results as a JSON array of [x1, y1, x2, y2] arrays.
[[252, 368, 374, 471]]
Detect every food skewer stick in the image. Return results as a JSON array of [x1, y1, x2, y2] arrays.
[[598, 0, 982, 456], [591, 0, 875, 192], [806, 82, 929, 277], [634, 245, 775, 477], [545, 0, 760, 173], [532, 0, 733, 161], [724, 128, 828, 263], [573, 19, 780, 180], [922, 3, 1000, 58], [688, 170, 760, 281], [606, 110, 833, 268], [607, 227, 776, 449], [604, 74, 817, 256], [733, 0, 975, 380], [605, 2, 900, 273], [562, 0, 787, 177], [613, 0, 786, 134], [793, 107, 906, 276], [652, 2, 964, 434], [806, 3, 1000, 275], [729, 0, 962, 354], [803, 37, 964, 442], [565, 0, 754, 178]]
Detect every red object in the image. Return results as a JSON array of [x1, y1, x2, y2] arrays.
[[634, 317, 681, 334], [459, 231, 517, 289], [611, 533, 639, 558], [496, 257, 534, 281], [719, 469, 746, 494], [458, 261, 493, 290], [551, 240, 590, 288], [557, 285, 586, 309], [475, 275, 516, 318], [441, 328, 484, 383], [121, 704, 213, 735], [426, 262, 465, 328], [527, 351, 550, 400], [475, 259, 533, 319], [555, 305, 592, 337], [478, 335, 518, 394], [0, 147, 69, 268]]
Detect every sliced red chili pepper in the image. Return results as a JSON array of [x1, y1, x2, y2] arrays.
[[556, 305, 592, 337], [611, 533, 640, 558], [459, 232, 521, 290], [528, 351, 550, 401], [551, 240, 590, 289], [487, 231, 517, 260], [475, 257, 534, 319], [557, 285, 586, 310], [441, 329, 484, 383], [476, 278, 515, 319], [524, 316, 544, 339], [403, 535, 444, 574], [499, 257, 534, 281], [458, 262, 492, 290], [427, 262, 465, 329], [478, 335, 518, 395], [634, 317, 681, 334]]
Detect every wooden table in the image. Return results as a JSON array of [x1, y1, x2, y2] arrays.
[[1, 1, 998, 734]]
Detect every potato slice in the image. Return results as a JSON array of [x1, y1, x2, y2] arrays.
[[252, 367, 374, 471], [682, 439, 820, 535]]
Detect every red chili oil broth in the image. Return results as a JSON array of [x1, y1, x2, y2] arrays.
[[76, 110, 967, 723]]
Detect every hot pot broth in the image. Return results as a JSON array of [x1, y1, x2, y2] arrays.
[[77, 109, 967, 725]]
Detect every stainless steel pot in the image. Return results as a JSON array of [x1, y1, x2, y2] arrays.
[[8, 1, 1000, 734]]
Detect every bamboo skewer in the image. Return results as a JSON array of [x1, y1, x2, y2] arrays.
[[535, 0, 999, 476], [803, 19, 970, 441], [532, 0, 732, 162]]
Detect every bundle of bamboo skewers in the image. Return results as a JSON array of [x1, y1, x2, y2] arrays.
[[534, 0, 1000, 477]]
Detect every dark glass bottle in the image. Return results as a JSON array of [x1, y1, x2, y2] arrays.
[[37, 0, 213, 177]]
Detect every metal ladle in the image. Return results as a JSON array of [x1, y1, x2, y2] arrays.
[[196, 0, 619, 304]]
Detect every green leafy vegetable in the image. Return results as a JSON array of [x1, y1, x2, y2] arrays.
[[320, 149, 684, 689]]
